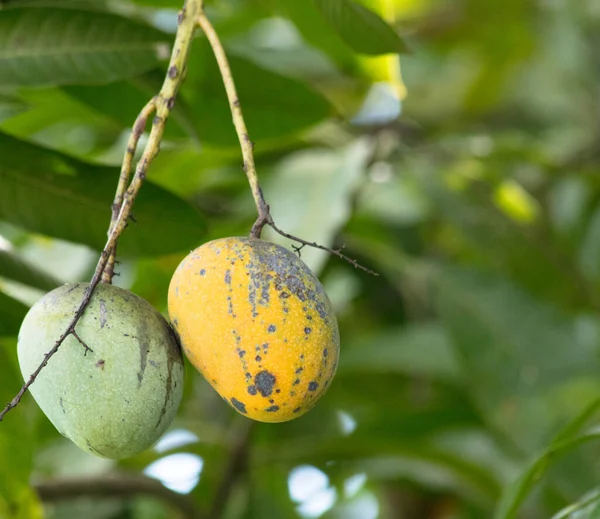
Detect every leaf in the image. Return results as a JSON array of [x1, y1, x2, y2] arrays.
[[0, 132, 207, 257], [552, 488, 600, 519], [269, 0, 357, 67], [314, 0, 408, 55], [579, 202, 600, 283], [436, 267, 600, 452], [338, 322, 461, 382], [181, 42, 332, 147], [62, 72, 200, 142], [263, 138, 374, 273], [0, 292, 29, 336], [0, 338, 43, 518], [0, 5, 168, 87], [0, 94, 30, 123], [495, 399, 600, 519], [0, 249, 62, 291]]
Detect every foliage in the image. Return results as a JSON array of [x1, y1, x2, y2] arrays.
[[0, 0, 599, 518]]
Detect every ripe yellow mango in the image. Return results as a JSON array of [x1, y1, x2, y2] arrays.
[[168, 237, 339, 422]]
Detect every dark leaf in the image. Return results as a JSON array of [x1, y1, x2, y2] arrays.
[[0, 132, 207, 256], [0, 248, 62, 291], [180, 42, 332, 146], [0, 5, 168, 87], [0, 292, 28, 336], [314, 0, 408, 55]]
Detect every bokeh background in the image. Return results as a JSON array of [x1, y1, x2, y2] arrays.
[[2, 0, 600, 517]]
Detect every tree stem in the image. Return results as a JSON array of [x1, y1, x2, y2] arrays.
[[196, 7, 271, 238]]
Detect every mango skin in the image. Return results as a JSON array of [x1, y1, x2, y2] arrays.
[[17, 283, 184, 459], [168, 237, 340, 423]]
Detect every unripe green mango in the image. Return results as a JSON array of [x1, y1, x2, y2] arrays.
[[17, 283, 184, 459]]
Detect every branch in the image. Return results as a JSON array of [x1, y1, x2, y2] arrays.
[[0, 0, 202, 422], [196, 8, 269, 238], [34, 473, 201, 519], [196, 7, 376, 275], [269, 222, 378, 276], [101, 98, 157, 284], [208, 420, 254, 519]]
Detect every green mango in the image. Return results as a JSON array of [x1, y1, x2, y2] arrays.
[[17, 283, 184, 459]]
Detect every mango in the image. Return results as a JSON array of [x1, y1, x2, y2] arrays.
[[17, 283, 184, 459], [168, 237, 339, 423]]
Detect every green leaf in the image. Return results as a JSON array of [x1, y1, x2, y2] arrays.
[[62, 72, 200, 142], [338, 322, 461, 382], [0, 338, 43, 518], [0, 5, 168, 87], [0, 249, 62, 291], [495, 399, 600, 519], [269, 0, 357, 67], [314, 0, 408, 55], [0, 292, 29, 336], [0, 94, 30, 123], [181, 42, 332, 146], [0, 132, 207, 256], [552, 488, 600, 519], [437, 267, 600, 452]]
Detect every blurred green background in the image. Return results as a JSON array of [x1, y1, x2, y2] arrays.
[[2, 0, 600, 517]]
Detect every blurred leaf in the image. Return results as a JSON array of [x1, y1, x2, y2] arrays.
[[0, 291, 29, 336], [0, 249, 62, 291], [0, 94, 30, 123], [181, 42, 332, 147], [0, 5, 168, 87], [0, 132, 207, 256], [263, 138, 373, 273], [552, 488, 600, 519], [437, 267, 600, 452], [579, 202, 600, 284], [314, 0, 408, 55], [0, 338, 42, 518], [269, 0, 356, 67], [62, 72, 200, 142], [339, 322, 461, 382], [242, 464, 299, 519], [495, 399, 600, 519]]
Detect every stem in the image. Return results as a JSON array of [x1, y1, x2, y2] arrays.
[[196, 7, 376, 275], [101, 98, 158, 284], [0, 0, 202, 422], [34, 473, 201, 519], [196, 7, 271, 238]]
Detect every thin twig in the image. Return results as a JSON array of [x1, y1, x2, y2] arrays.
[[196, 7, 270, 238], [101, 98, 158, 284], [34, 472, 201, 519], [208, 420, 254, 519], [196, 7, 376, 275], [0, 0, 202, 422], [269, 221, 378, 275]]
